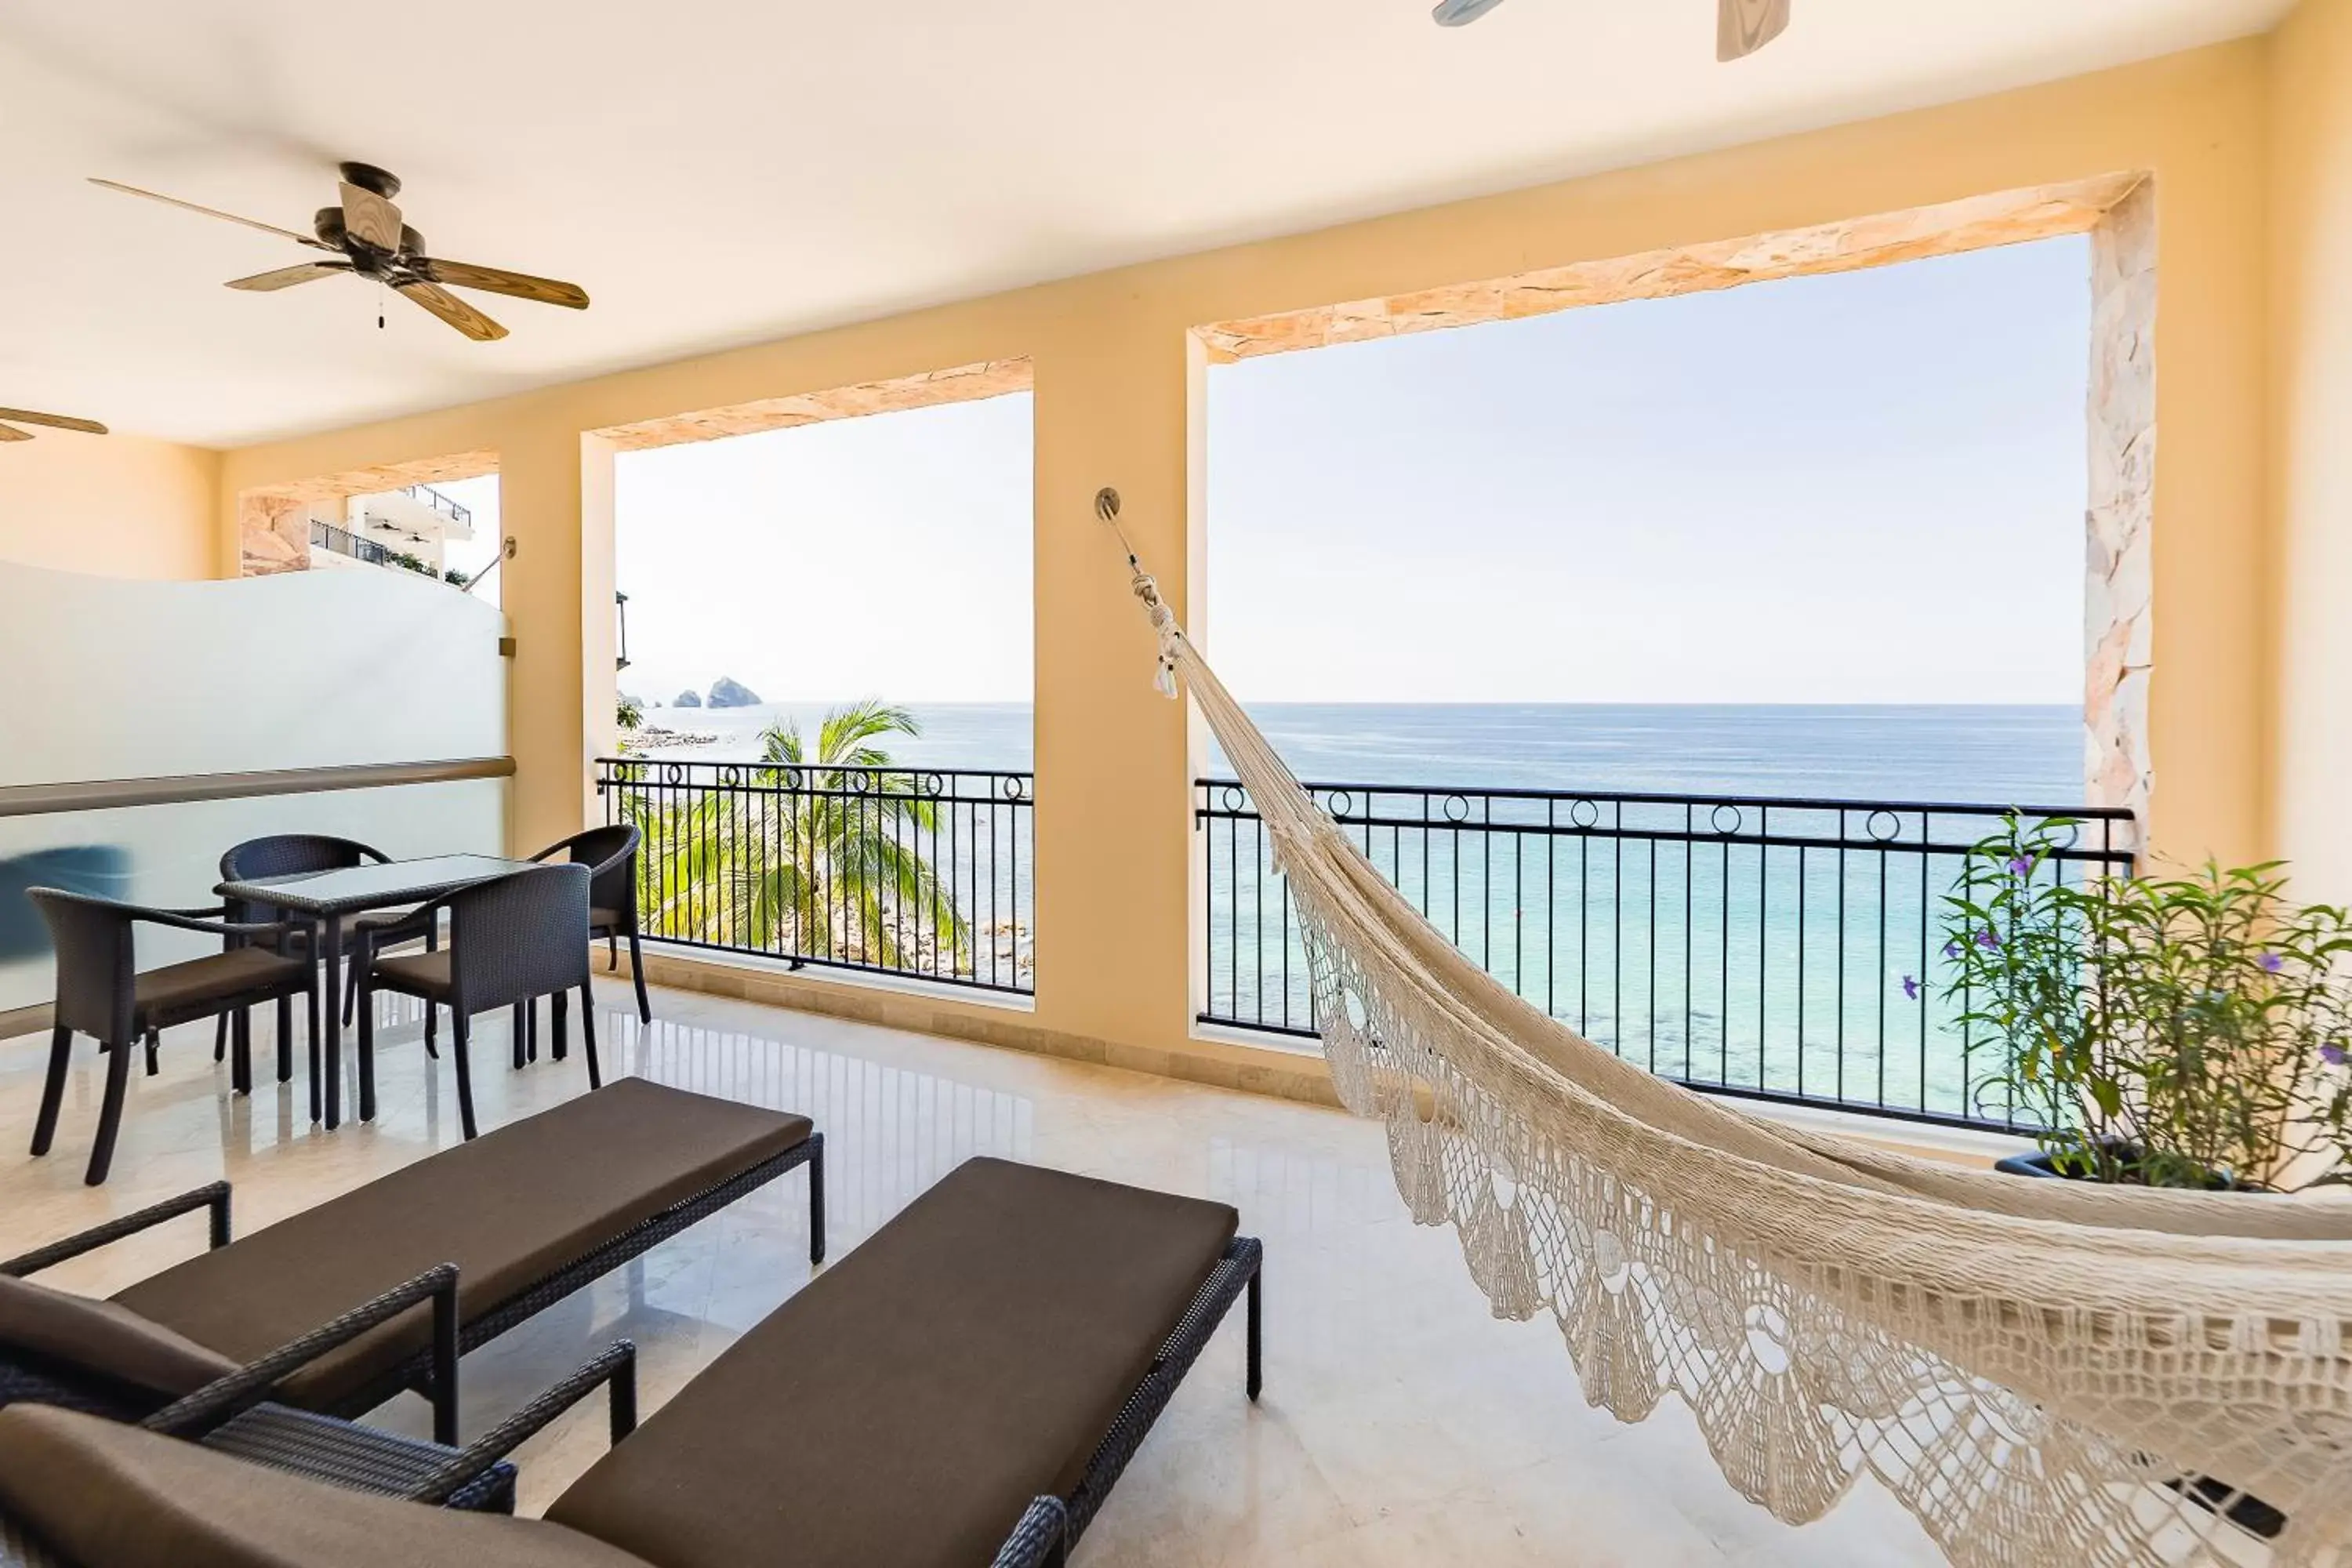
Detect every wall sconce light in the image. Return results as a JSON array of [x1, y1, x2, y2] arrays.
[[615, 590, 631, 672]]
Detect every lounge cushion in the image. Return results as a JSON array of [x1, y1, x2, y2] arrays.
[[0, 1276, 237, 1399], [546, 1156, 1238, 1568], [590, 906, 625, 932], [114, 1079, 813, 1412], [368, 949, 452, 998], [0, 1404, 652, 1568]]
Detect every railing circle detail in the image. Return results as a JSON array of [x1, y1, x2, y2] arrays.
[[920, 771, 946, 799], [1327, 790, 1354, 819], [1569, 798, 1600, 829], [1221, 785, 1247, 811], [1710, 804, 1743, 835], [1443, 794, 1471, 824], [1866, 810, 1903, 844], [1000, 775, 1029, 802]]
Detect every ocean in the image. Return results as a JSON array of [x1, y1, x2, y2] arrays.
[[626, 700, 2082, 805]]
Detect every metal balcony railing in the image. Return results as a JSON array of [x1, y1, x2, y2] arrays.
[[310, 518, 392, 566], [1196, 778, 2136, 1133]]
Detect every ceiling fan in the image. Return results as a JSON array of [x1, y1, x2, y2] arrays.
[[89, 162, 590, 343], [1433, 0, 1791, 60], [0, 408, 107, 444]]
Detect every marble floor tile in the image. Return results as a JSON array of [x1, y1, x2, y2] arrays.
[[0, 982, 1946, 1563]]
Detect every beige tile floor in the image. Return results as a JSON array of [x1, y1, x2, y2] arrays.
[[0, 982, 1946, 1566]]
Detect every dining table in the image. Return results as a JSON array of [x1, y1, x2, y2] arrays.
[[215, 852, 540, 1129]]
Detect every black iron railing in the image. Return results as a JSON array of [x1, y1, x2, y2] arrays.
[[1196, 779, 2136, 1132], [596, 757, 1033, 996], [310, 518, 392, 566], [400, 484, 472, 526]]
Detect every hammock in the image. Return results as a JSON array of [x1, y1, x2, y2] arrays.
[[1122, 562, 2352, 1567]]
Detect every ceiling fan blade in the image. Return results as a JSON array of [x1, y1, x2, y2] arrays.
[[395, 280, 510, 342], [0, 423, 31, 442], [0, 407, 107, 435], [226, 261, 351, 292], [1431, 0, 1509, 24], [339, 181, 405, 251], [1718, 0, 1791, 60], [88, 178, 332, 250], [412, 258, 590, 310]]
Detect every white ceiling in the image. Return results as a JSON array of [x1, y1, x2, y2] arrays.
[[0, 0, 2292, 448]]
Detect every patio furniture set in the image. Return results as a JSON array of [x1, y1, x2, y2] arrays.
[[24, 826, 655, 1185], [0, 837, 1265, 1566]]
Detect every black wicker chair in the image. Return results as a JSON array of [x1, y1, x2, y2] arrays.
[[530, 823, 650, 1025], [359, 864, 594, 1141], [216, 834, 437, 1109], [24, 889, 319, 1185]]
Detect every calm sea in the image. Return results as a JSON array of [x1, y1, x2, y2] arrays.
[[630, 700, 2082, 804]]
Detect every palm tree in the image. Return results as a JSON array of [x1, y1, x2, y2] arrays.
[[626, 701, 969, 971]]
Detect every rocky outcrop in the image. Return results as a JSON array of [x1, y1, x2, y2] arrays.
[[673, 690, 703, 709], [706, 677, 762, 709]]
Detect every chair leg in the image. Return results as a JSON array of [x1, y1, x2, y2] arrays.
[[607, 931, 619, 971], [578, 982, 601, 1090], [214, 1013, 228, 1063], [512, 1003, 528, 1070], [275, 995, 294, 1083], [551, 989, 568, 1062], [85, 1033, 136, 1185], [307, 980, 323, 1125], [143, 1030, 161, 1078], [343, 959, 360, 1028], [450, 1013, 479, 1142], [629, 931, 652, 1025], [31, 1026, 72, 1157], [1247, 1265, 1263, 1402], [357, 977, 377, 1124], [423, 1004, 440, 1059], [808, 1134, 826, 1265], [230, 1013, 252, 1097]]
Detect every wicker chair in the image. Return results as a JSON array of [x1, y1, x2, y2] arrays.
[[216, 835, 436, 1106], [529, 824, 649, 1025], [359, 865, 594, 1141], [24, 890, 318, 1185]]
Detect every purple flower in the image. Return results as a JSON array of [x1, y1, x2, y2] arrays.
[[2259, 952, 2285, 974], [2007, 855, 2033, 878], [1942, 940, 1962, 960], [1901, 975, 1920, 1001], [1975, 929, 2001, 950], [2325, 1043, 2348, 1069]]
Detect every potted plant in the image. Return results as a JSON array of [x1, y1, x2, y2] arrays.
[[1940, 815, 2352, 1192]]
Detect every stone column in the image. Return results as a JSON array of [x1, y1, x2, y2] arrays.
[[2084, 182, 2156, 830]]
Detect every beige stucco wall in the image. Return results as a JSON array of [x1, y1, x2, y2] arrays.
[[0, 432, 220, 580], [218, 41, 2274, 1077], [2269, 0, 2352, 902]]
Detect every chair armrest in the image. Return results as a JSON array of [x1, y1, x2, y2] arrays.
[[137, 907, 305, 942], [405, 1341, 637, 1504], [990, 1496, 1070, 1568], [142, 1262, 459, 1442], [0, 1183, 232, 1276]]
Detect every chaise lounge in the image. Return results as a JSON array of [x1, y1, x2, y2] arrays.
[[0, 1156, 1261, 1568], [0, 1078, 822, 1446]]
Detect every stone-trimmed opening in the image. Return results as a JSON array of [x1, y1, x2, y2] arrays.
[[1194, 174, 2155, 827], [238, 450, 499, 578], [587, 358, 1033, 452]]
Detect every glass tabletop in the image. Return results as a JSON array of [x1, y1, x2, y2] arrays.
[[217, 854, 542, 916]]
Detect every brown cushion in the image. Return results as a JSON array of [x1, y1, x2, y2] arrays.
[[114, 1079, 814, 1412], [589, 907, 624, 933], [134, 949, 306, 1022], [0, 1276, 238, 1399], [546, 1157, 1238, 1568], [0, 1403, 652, 1568], [368, 948, 452, 1000]]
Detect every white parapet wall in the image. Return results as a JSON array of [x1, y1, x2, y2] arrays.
[[0, 561, 510, 1016]]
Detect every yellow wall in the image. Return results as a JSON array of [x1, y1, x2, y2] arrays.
[[2270, 0, 2352, 901], [220, 42, 2274, 1073], [1, 432, 219, 580]]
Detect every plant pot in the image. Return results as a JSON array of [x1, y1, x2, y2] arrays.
[[1993, 1146, 2282, 1541]]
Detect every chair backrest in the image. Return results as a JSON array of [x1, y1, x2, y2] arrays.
[[219, 836, 388, 925], [24, 889, 136, 1043], [446, 865, 591, 1014], [538, 826, 641, 922]]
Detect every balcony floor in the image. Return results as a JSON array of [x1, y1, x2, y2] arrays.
[[0, 984, 1943, 1565]]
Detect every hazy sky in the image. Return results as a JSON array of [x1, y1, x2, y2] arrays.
[[477, 233, 2091, 709]]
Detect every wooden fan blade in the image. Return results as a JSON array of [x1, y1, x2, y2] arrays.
[[412, 259, 590, 310], [1718, 0, 1790, 60], [339, 181, 405, 251], [0, 423, 31, 442], [227, 261, 351, 292], [0, 408, 107, 435], [89, 178, 332, 250], [396, 280, 509, 342]]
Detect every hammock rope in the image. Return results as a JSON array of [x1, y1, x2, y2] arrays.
[[1118, 541, 2352, 1567]]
